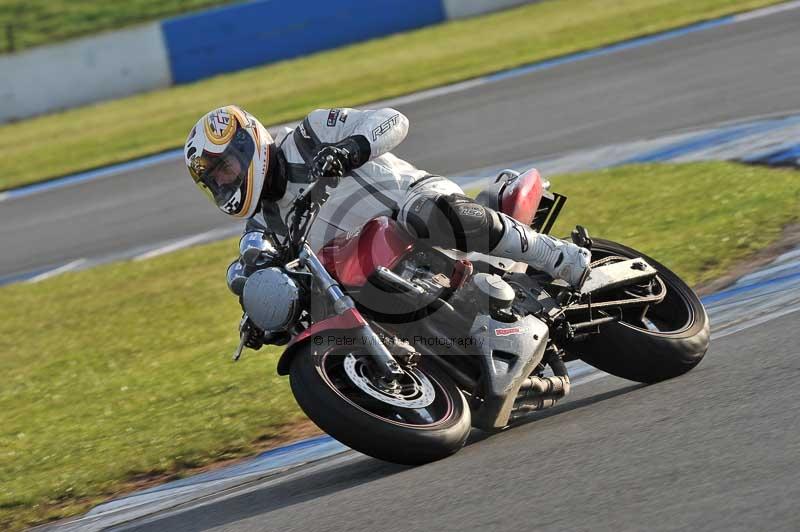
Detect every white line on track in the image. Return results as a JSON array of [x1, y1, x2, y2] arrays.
[[712, 303, 800, 340], [571, 370, 608, 386], [545, 301, 800, 397], [733, 0, 800, 21], [25, 258, 87, 283], [133, 227, 239, 261]]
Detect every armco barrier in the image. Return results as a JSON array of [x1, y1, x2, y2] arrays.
[[0, 0, 541, 122], [162, 0, 446, 84], [442, 0, 538, 19], [0, 23, 171, 123]]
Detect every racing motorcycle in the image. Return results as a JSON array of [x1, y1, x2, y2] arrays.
[[226, 165, 710, 465]]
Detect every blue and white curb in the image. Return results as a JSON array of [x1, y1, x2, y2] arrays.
[[457, 112, 800, 191], [48, 436, 349, 532]]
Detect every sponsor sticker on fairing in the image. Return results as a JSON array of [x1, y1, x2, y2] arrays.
[[495, 327, 527, 336]]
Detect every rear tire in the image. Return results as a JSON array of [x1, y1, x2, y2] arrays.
[[566, 239, 710, 383], [290, 344, 471, 465]]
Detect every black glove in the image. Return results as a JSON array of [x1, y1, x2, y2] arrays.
[[310, 137, 370, 188], [310, 146, 349, 188], [240, 316, 292, 350], [240, 317, 266, 350]]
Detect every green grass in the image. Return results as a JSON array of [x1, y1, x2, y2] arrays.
[[1, 161, 798, 530], [0, 238, 304, 530], [549, 163, 800, 284], [0, 0, 238, 53], [0, 0, 783, 191]]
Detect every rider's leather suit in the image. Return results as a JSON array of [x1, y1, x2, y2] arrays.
[[249, 107, 590, 287]]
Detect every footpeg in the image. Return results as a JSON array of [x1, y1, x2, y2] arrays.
[[571, 225, 593, 250]]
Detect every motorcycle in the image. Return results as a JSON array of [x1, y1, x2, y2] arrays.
[[227, 164, 710, 465]]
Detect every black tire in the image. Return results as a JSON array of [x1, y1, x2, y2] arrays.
[[566, 239, 710, 383], [289, 344, 471, 465]]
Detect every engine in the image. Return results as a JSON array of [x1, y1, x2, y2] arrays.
[[379, 253, 531, 328]]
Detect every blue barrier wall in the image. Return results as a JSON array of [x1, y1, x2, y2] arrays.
[[162, 0, 446, 84]]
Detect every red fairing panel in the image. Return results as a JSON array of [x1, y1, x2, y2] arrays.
[[318, 216, 415, 287], [287, 308, 367, 349], [499, 168, 544, 225]]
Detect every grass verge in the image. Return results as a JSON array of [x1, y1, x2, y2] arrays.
[[0, 0, 784, 191], [0, 0, 237, 53], [1, 161, 798, 530]]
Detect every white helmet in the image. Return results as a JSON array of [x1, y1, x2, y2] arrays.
[[185, 105, 273, 219]]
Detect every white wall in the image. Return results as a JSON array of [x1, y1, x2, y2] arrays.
[[0, 23, 171, 122], [442, 0, 540, 20]]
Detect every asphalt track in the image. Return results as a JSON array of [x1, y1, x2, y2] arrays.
[[3, 4, 800, 280]]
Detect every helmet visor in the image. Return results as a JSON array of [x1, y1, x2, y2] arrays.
[[190, 127, 256, 209]]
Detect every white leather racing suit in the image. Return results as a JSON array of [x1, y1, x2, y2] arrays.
[[250, 107, 590, 286]]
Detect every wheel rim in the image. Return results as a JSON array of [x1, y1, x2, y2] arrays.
[[317, 349, 455, 428]]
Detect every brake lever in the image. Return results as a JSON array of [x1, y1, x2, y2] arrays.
[[320, 154, 335, 174], [232, 314, 250, 361], [232, 332, 247, 362]]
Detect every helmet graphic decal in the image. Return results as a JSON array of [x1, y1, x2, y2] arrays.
[[221, 187, 243, 214], [205, 108, 237, 145]]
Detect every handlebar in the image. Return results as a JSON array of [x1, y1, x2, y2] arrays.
[[285, 154, 344, 251], [296, 154, 339, 205], [295, 180, 322, 204]]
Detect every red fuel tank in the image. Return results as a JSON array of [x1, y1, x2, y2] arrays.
[[500, 168, 545, 225], [318, 217, 415, 288]]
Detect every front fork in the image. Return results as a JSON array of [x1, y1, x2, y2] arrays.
[[299, 243, 405, 381]]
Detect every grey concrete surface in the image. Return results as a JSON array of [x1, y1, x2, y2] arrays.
[[2, 6, 800, 280]]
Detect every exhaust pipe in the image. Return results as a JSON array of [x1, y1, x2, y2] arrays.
[[510, 351, 571, 420], [517, 375, 570, 398]]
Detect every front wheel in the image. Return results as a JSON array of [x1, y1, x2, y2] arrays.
[[566, 239, 710, 383], [289, 344, 471, 465]]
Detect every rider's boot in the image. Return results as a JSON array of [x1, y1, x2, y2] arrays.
[[490, 213, 591, 288]]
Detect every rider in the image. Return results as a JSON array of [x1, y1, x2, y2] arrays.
[[185, 105, 591, 339]]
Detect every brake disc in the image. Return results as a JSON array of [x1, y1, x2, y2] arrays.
[[343, 354, 436, 408]]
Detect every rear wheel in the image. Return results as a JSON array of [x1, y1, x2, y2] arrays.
[[566, 239, 710, 383], [289, 344, 471, 464]]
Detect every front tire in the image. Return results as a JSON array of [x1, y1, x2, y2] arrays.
[[566, 239, 710, 383], [289, 344, 471, 465]]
